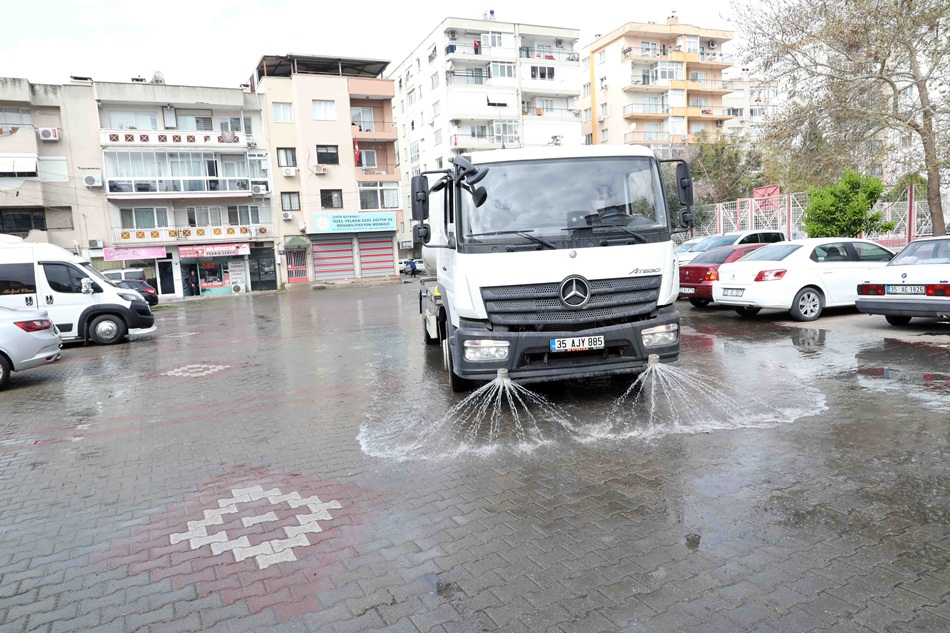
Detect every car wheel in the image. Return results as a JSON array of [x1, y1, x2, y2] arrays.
[[790, 287, 824, 322], [735, 306, 761, 318], [0, 354, 10, 390], [443, 338, 475, 393], [885, 315, 912, 326], [688, 298, 711, 308], [89, 315, 127, 345]]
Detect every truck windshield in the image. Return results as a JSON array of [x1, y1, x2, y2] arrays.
[[459, 157, 668, 242]]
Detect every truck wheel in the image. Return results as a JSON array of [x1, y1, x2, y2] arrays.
[[443, 339, 474, 393], [423, 317, 438, 345], [885, 315, 912, 326], [89, 315, 127, 345], [735, 306, 761, 318], [790, 287, 824, 322], [0, 354, 10, 390], [688, 298, 711, 308]]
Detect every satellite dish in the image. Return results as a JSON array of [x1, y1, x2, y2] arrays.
[[628, 122, 637, 131]]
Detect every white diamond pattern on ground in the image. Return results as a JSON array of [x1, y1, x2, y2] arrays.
[[167, 485, 342, 569], [161, 363, 230, 378]]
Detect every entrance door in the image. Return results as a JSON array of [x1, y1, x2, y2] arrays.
[[157, 260, 175, 295], [248, 248, 278, 291], [286, 249, 309, 282], [358, 235, 395, 278], [312, 236, 355, 280]]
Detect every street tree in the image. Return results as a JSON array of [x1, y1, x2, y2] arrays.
[[732, 0, 949, 235], [803, 169, 894, 238], [686, 131, 765, 203]]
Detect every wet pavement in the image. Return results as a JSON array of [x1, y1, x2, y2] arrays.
[[1, 283, 949, 633]]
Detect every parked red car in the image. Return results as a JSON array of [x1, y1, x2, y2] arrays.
[[679, 244, 765, 307]]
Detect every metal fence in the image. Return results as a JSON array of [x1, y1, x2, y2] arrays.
[[686, 185, 945, 248]]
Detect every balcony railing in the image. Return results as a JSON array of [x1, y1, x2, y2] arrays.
[[106, 177, 267, 195], [451, 134, 520, 147], [356, 163, 400, 178], [519, 48, 579, 62], [690, 79, 731, 91], [112, 223, 274, 244], [624, 131, 672, 144], [623, 104, 670, 116], [621, 48, 669, 61], [627, 78, 674, 88], [698, 52, 735, 64], [446, 74, 496, 86], [522, 108, 581, 120], [100, 129, 253, 148], [690, 106, 731, 116]]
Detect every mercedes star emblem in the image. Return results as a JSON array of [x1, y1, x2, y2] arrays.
[[559, 276, 592, 308]]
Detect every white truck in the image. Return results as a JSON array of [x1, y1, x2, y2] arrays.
[[413, 145, 695, 391]]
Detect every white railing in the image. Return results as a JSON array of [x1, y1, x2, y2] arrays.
[[100, 129, 252, 148], [106, 177, 264, 195], [623, 104, 670, 116], [112, 224, 274, 244], [522, 108, 581, 120]]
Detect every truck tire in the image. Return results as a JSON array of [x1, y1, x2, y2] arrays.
[[443, 338, 474, 393], [89, 314, 127, 345]]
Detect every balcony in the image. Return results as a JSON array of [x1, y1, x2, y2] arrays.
[[693, 52, 735, 68], [519, 48, 579, 62], [355, 163, 400, 182], [621, 47, 671, 62], [450, 134, 519, 150], [351, 121, 397, 142], [522, 108, 581, 120], [623, 104, 670, 118], [106, 177, 267, 198], [445, 73, 498, 86], [100, 129, 254, 149], [445, 43, 516, 59], [625, 78, 674, 91], [688, 106, 735, 119], [112, 223, 274, 245], [624, 131, 672, 144], [687, 79, 733, 94]]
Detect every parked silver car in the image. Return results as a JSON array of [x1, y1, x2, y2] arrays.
[[0, 307, 63, 390]]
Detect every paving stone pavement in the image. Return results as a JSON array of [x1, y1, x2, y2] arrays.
[[1, 285, 948, 632]]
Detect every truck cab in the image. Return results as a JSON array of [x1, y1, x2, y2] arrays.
[[414, 145, 694, 391]]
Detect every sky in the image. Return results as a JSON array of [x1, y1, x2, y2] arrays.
[[1, 0, 740, 87]]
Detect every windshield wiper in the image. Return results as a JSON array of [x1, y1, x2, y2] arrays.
[[560, 224, 649, 244], [467, 229, 557, 249]]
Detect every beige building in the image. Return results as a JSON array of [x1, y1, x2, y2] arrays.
[[579, 17, 735, 156], [251, 55, 401, 283], [721, 76, 778, 141]]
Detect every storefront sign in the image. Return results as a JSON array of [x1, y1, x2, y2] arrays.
[[104, 246, 167, 261], [179, 243, 250, 258], [312, 212, 397, 234]]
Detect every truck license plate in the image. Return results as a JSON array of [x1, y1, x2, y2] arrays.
[[722, 288, 744, 297], [550, 336, 605, 352]]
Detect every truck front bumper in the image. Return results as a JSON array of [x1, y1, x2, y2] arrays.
[[450, 306, 680, 385]]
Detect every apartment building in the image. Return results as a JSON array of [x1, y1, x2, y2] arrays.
[[721, 76, 778, 140], [388, 15, 582, 255], [251, 55, 401, 283], [1, 75, 275, 297], [579, 16, 735, 157]]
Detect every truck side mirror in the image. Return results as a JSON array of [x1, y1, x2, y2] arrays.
[[679, 209, 694, 229], [81, 278, 94, 294], [472, 186, 488, 208], [413, 224, 431, 245], [676, 162, 693, 207], [411, 175, 429, 222]]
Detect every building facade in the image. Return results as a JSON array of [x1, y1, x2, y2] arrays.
[[388, 15, 582, 256], [579, 17, 735, 157], [252, 55, 401, 283], [721, 76, 778, 141]]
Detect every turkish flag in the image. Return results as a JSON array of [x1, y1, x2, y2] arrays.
[[354, 138, 360, 166]]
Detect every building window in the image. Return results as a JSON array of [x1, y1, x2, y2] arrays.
[[358, 182, 399, 210], [431, 72, 440, 89], [316, 145, 339, 165], [0, 209, 46, 234], [599, 76, 607, 90], [227, 205, 261, 225], [0, 157, 38, 178], [583, 108, 591, 122], [582, 82, 590, 97], [600, 129, 608, 142], [641, 41, 658, 57], [219, 117, 252, 133], [434, 129, 443, 145], [599, 102, 607, 116], [320, 190, 343, 209], [409, 141, 420, 163], [432, 100, 441, 117], [281, 192, 300, 211], [487, 31, 502, 47], [109, 111, 158, 130], [654, 61, 684, 81], [178, 115, 214, 131], [750, 106, 767, 117], [273, 103, 293, 123], [530, 66, 555, 80], [491, 62, 516, 78], [312, 100, 335, 120], [686, 35, 700, 53], [186, 206, 224, 227], [727, 107, 744, 117], [120, 207, 169, 229], [358, 149, 377, 168], [277, 148, 297, 167], [493, 121, 519, 144], [598, 50, 606, 64], [350, 107, 374, 132], [584, 133, 592, 145], [407, 88, 418, 106], [0, 107, 32, 126]]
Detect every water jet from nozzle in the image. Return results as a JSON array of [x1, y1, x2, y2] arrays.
[[648, 354, 660, 366]]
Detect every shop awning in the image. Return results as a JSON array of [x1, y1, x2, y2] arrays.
[[284, 235, 310, 249]]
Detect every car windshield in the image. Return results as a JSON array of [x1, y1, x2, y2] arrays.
[[739, 244, 802, 262], [692, 235, 739, 252], [677, 241, 698, 253], [459, 156, 669, 242], [889, 238, 950, 266], [689, 248, 733, 265]]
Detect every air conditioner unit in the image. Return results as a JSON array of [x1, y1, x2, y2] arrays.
[[314, 164, 328, 174], [38, 127, 60, 141], [716, 120, 724, 127], [83, 173, 103, 188], [282, 166, 297, 177], [251, 184, 268, 194], [597, 114, 606, 122], [231, 281, 245, 293], [88, 239, 104, 249], [247, 139, 258, 148], [708, 40, 717, 49], [556, 39, 563, 47], [448, 30, 457, 40], [281, 211, 294, 221]]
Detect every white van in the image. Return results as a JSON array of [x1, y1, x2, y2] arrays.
[[0, 235, 155, 345]]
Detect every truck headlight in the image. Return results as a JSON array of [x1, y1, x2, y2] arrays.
[[463, 339, 510, 361], [641, 323, 678, 348]]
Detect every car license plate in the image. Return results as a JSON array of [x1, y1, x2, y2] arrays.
[[722, 288, 744, 297], [886, 285, 925, 295], [550, 336, 605, 352], [680, 286, 696, 294]]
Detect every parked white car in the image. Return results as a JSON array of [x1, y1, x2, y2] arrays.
[[0, 306, 62, 390], [679, 230, 788, 264], [856, 236, 950, 325], [713, 238, 894, 321]]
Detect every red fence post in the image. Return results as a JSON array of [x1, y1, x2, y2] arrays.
[[908, 185, 915, 242]]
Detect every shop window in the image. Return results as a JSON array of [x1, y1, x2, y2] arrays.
[[316, 145, 339, 165], [321, 190, 343, 209]]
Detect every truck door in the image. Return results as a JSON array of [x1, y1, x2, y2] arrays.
[[0, 262, 39, 311], [38, 262, 98, 338]]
